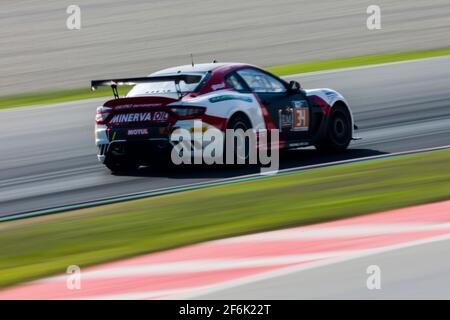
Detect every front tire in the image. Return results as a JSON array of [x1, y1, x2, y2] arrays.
[[314, 107, 352, 153]]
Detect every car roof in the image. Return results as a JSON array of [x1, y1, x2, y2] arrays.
[[150, 62, 245, 76]]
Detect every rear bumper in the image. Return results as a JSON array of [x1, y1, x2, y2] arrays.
[[97, 138, 173, 163], [95, 119, 223, 163]]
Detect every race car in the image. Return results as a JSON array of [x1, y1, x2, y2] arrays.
[[93, 62, 357, 172]]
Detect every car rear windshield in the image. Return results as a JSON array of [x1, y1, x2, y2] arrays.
[[126, 72, 207, 97]]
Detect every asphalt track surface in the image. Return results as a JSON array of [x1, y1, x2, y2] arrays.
[[0, 57, 450, 217], [197, 236, 450, 299], [2, 0, 450, 95]]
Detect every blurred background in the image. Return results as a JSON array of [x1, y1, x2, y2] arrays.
[[1, 0, 450, 300], [1, 0, 450, 95]]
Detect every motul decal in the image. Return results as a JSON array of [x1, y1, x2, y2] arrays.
[[127, 128, 149, 136]]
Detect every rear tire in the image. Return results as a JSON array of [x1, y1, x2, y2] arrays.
[[314, 107, 352, 153], [104, 156, 140, 173], [226, 115, 252, 164]]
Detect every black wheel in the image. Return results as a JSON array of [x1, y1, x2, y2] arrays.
[[314, 108, 352, 153], [104, 156, 140, 173], [226, 115, 252, 164], [149, 153, 172, 168]]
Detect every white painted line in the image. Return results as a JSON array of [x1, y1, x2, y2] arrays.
[[173, 232, 450, 300], [78, 228, 450, 300], [39, 251, 345, 282], [215, 222, 450, 243], [283, 55, 450, 79], [73, 288, 194, 301], [37, 222, 450, 281]]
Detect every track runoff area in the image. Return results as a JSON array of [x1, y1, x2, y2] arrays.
[[1, 156, 450, 302], [2, 200, 449, 300]]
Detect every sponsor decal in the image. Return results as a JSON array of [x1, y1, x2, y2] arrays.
[[109, 112, 168, 124], [324, 90, 338, 103], [292, 100, 308, 108], [209, 95, 253, 103], [114, 103, 163, 110], [278, 101, 309, 132], [153, 111, 169, 121], [292, 107, 309, 131], [279, 108, 293, 129], [127, 128, 149, 136]]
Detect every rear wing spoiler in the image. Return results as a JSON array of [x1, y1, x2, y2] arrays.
[[90, 74, 203, 98]]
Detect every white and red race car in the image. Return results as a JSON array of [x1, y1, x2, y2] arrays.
[[93, 62, 356, 172]]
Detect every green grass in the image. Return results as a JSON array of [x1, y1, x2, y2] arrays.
[[266, 47, 450, 76], [1, 149, 450, 288], [0, 86, 131, 110], [1, 48, 450, 110]]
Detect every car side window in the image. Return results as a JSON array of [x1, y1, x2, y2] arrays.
[[237, 68, 286, 93], [225, 74, 245, 91]]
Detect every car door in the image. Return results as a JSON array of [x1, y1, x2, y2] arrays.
[[235, 68, 311, 144]]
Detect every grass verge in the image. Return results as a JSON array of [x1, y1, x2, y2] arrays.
[[266, 47, 450, 76], [1, 48, 450, 110], [0, 86, 131, 110], [1, 149, 450, 288]]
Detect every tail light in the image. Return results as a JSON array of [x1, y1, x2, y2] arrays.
[[170, 106, 205, 119], [95, 106, 113, 124]]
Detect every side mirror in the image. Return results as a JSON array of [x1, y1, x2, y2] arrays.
[[288, 80, 301, 93]]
